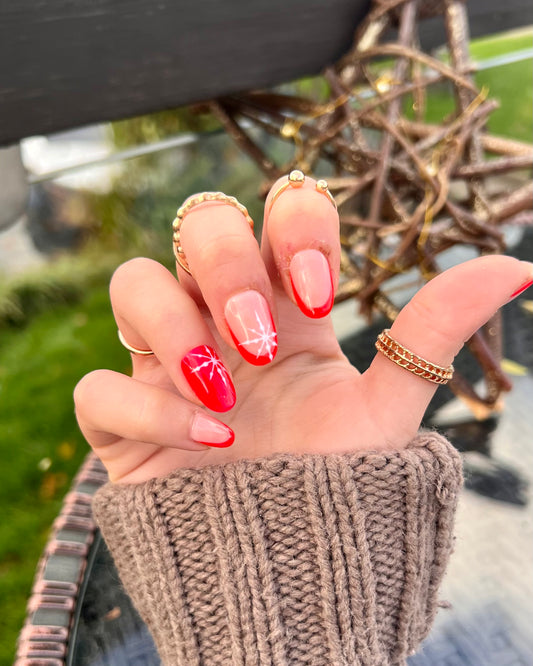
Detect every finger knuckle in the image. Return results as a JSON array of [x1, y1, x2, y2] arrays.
[[408, 295, 456, 343], [133, 390, 166, 440], [110, 257, 160, 297], [195, 233, 255, 271], [73, 370, 114, 418], [271, 187, 335, 225]]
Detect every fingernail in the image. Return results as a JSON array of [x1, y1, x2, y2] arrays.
[[181, 345, 236, 412], [289, 249, 334, 318], [224, 290, 277, 365], [508, 262, 533, 301], [190, 412, 235, 448]]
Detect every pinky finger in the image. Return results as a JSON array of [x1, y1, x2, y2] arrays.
[[74, 371, 234, 473]]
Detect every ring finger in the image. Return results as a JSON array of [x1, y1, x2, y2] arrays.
[[110, 257, 236, 412]]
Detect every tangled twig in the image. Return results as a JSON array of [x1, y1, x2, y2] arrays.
[[208, 0, 533, 415]]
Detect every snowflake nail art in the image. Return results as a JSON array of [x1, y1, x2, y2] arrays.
[[181, 345, 236, 412], [225, 291, 278, 366]]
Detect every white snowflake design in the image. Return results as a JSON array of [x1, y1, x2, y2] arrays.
[[239, 312, 277, 360], [189, 347, 231, 387]]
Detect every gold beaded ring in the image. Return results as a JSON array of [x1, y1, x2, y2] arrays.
[[172, 192, 254, 275], [375, 329, 454, 385], [268, 170, 337, 215]]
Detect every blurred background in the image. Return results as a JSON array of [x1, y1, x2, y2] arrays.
[[0, 20, 532, 665]]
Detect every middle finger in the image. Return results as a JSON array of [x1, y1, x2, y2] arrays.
[[177, 197, 278, 366]]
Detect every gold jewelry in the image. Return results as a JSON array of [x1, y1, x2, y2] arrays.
[[375, 329, 454, 385], [268, 170, 337, 215], [172, 192, 254, 275], [118, 330, 154, 356]]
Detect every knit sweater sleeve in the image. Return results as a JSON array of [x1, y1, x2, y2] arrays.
[[92, 431, 462, 666]]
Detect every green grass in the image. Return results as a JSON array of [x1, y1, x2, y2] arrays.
[[469, 29, 532, 60], [471, 26, 533, 142], [476, 58, 533, 142], [0, 281, 128, 665]]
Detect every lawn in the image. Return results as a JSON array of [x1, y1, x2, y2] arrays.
[[471, 29, 533, 142], [469, 29, 532, 60]]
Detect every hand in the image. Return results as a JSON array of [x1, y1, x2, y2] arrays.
[[74, 175, 532, 483]]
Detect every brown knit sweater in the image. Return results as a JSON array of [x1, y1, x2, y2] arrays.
[[93, 431, 462, 666]]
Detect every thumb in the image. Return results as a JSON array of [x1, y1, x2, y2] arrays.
[[362, 255, 533, 442]]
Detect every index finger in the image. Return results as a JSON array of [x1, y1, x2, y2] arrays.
[[262, 171, 340, 319]]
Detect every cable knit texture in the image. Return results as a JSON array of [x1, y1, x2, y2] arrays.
[[93, 431, 462, 666]]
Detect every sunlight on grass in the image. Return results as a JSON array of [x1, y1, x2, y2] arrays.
[[469, 28, 533, 60]]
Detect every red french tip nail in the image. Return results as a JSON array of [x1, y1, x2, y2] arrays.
[[181, 345, 236, 412], [205, 429, 235, 448], [289, 249, 334, 319], [190, 413, 235, 448], [290, 273, 334, 318], [509, 279, 533, 301]]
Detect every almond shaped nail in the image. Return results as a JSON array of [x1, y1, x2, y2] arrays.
[[509, 263, 533, 301], [181, 345, 236, 412], [225, 290, 277, 365], [190, 413, 235, 448], [509, 278, 533, 300], [289, 249, 334, 318]]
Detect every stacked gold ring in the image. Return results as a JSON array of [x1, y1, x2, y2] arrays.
[[375, 329, 454, 385], [268, 170, 337, 214], [172, 192, 254, 275]]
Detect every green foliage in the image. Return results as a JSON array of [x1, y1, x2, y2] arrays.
[[476, 58, 533, 143], [291, 75, 331, 102], [111, 107, 220, 148], [0, 249, 126, 329], [405, 54, 533, 144], [89, 134, 266, 256]]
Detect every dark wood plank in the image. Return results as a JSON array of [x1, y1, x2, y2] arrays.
[[0, 0, 371, 145], [1, 0, 531, 146]]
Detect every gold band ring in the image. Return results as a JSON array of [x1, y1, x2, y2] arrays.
[[268, 170, 337, 215], [172, 192, 254, 275], [118, 330, 154, 356], [375, 329, 454, 385]]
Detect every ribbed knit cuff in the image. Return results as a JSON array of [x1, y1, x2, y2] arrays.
[[93, 431, 462, 666]]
